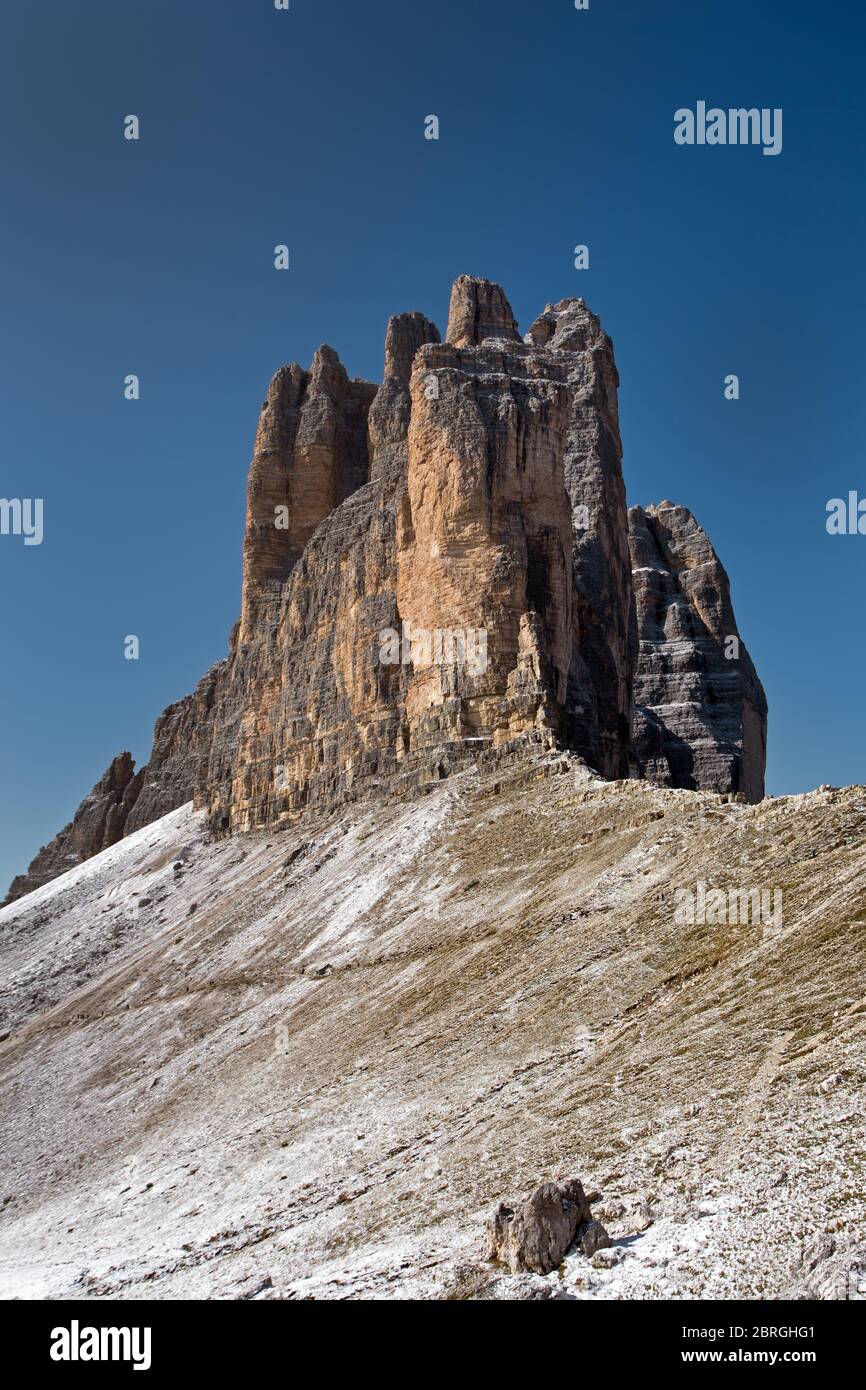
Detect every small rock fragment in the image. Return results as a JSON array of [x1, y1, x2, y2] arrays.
[[576, 1218, 611, 1258], [591, 1245, 624, 1269]]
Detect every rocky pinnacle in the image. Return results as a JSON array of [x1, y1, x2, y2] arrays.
[[5, 277, 768, 902]]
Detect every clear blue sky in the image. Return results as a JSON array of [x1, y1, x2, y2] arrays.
[[1, 0, 864, 890]]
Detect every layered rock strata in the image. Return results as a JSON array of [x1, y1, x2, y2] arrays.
[[628, 502, 767, 800]]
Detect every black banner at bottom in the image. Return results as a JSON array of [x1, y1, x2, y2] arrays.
[[3, 1297, 858, 1375]]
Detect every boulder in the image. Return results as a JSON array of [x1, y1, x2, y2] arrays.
[[485, 1178, 607, 1274]]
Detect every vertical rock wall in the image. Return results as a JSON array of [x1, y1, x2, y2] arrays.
[[628, 502, 767, 800]]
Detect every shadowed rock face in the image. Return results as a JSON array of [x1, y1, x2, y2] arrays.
[[5, 277, 768, 898], [368, 311, 440, 483], [628, 502, 767, 801], [124, 656, 235, 835], [525, 299, 636, 777], [3, 753, 143, 904], [204, 466, 416, 833]]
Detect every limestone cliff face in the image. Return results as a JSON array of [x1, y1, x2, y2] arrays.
[[202, 320, 434, 833], [5, 277, 769, 900], [205, 464, 414, 833], [240, 350, 377, 641], [3, 753, 143, 903], [204, 279, 641, 833], [628, 502, 767, 800], [397, 335, 576, 754]]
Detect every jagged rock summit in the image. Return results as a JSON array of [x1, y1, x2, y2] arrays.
[[5, 276, 767, 903]]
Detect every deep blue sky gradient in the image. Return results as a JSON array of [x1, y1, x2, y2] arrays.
[[1, 0, 864, 889]]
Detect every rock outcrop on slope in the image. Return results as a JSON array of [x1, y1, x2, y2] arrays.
[[3, 753, 143, 904], [485, 1178, 609, 1275], [629, 502, 767, 800], [4, 276, 768, 902]]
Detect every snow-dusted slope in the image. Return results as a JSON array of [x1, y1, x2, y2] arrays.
[[0, 749, 864, 1300]]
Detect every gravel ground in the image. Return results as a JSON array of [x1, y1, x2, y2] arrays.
[[1, 750, 864, 1300]]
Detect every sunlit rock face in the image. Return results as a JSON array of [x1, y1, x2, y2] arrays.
[[205, 277, 640, 834]]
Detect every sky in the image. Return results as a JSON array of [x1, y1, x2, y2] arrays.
[[1, 0, 864, 892]]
